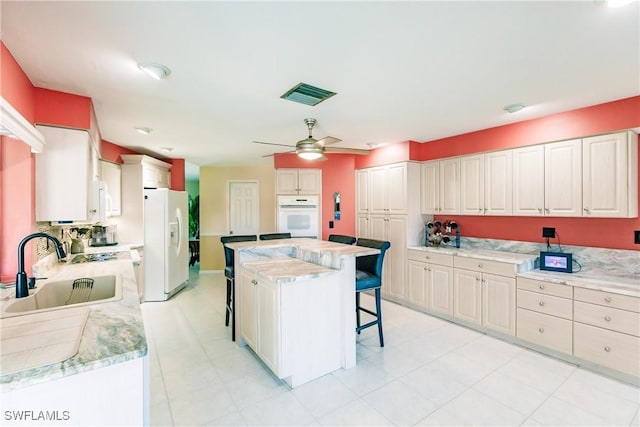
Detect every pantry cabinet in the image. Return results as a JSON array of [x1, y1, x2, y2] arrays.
[[371, 214, 407, 300], [35, 125, 99, 222], [276, 168, 321, 195]]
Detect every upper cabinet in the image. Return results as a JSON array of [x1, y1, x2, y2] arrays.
[[100, 160, 122, 217], [582, 132, 637, 218], [35, 125, 99, 222], [276, 169, 321, 195], [369, 163, 410, 215], [121, 154, 171, 189], [424, 130, 637, 219], [356, 169, 370, 214]]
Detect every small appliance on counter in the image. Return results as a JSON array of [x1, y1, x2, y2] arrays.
[[89, 224, 117, 247], [425, 220, 460, 248]]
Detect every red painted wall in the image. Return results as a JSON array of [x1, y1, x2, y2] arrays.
[[34, 88, 92, 129], [169, 159, 185, 191], [418, 96, 640, 250], [274, 153, 356, 239], [100, 140, 139, 163], [0, 42, 37, 283], [354, 141, 411, 169]]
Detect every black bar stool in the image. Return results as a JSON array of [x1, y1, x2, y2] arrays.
[[259, 232, 291, 240], [328, 234, 356, 245], [355, 238, 391, 347], [220, 234, 257, 341]]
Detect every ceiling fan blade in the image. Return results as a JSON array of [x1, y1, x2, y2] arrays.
[[261, 150, 295, 158], [325, 147, 370, 155], [316, 136, 341, 146], [253, 140, 296, 148]]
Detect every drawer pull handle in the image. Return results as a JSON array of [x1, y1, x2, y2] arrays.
[[604, 346, 611, 352], [538, 328, 544, 333], [539, 301, 545, 307], [604, 316, 611, 322], [604, 297, 612, 303], [478, 263, 483, 268], [539, 284, 545, 290]]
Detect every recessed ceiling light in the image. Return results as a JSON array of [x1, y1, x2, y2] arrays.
[[503, 103, 525, 114], [135, 127, 152, 135], [138, 62, 171, 80], [161, 147, 174, 153]]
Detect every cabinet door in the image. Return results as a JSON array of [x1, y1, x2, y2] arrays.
[[356, 169, 370, 214], [356, 215, 370, 239], [512, 145, 544, 216], [35, 126, 91, 221], [583, 132, 634, 217], [369, 166, 387, 214], [484, 150, 513, 216], [239, 269, 258, 349], [276, 169, 299, 194], [297, 169, 321, 194], [421, 161, 439, 214], [384, 216, 407, 299], [257, 278, 280, 374], [429, 264, 453, 316], [453, 269, 482, 325], [439, 157, 460, 214], [460, 154, 484, 215], [386, 163, 407, 214], [544, 139, 582, 216], [408, 260, 428, 309], [101, 161, 122, 216], [482, 273, 515, 335]]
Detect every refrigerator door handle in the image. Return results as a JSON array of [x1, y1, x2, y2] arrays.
[[175, 208, 183, 257]]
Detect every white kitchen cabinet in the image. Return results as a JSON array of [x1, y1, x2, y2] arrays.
[[276, 168, 321, 194], [371, 214, 407, 300], [513, 145, 545, 216], [407, 250, 454, 315], [119, 154, 173, 243], [545, 138, 583, 216], [582, 131, 638, 218], [369, 163, 409, 215], [35, 125, 97, 222], [407, 259, 429, 309], [100, 160, 121, 216], [356, 169, 370, 214], [454, 257, 516, 335], [420, 160, 439, 214], [460, 154, 484, 215], [356, 214, 370, 238], [439, 157, 460, 215], [484, 150, 513, 215]]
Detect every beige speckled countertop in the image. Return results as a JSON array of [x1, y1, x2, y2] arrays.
[[1, 247, 146, 391]]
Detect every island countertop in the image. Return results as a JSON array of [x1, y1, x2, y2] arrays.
[[1, 248, 147, 391]]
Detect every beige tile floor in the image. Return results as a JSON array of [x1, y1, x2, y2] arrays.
[[142, 268, 640, 426]]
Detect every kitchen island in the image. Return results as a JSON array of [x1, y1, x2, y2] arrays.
[[225, 238, 378, 387], [0, 245, 148, 426]]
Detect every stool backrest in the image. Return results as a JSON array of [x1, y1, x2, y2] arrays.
[[259, 232, 291, 240], [328, 234, 357, 245], [355, 238, 391, 278], [221, 235, 257, 268]]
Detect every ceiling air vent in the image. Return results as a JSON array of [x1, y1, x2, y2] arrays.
[[280, 83, 336, 106]]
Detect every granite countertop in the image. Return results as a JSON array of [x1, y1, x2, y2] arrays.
[[408, 246, 537, 265], [0, 248, 146, 391], [241, 257, 336, 284]]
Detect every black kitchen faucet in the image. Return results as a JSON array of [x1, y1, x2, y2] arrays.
[[15, 232, 66, 298]]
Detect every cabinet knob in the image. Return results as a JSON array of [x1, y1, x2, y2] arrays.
[[478, 208, 482, 212], [475, 277, 480, 282], [428, 268, 432, 272], [604, 297, 612, 303], [604, 346, 611, 352], [478, 263, 483, 268], [583, 207, 590, 213], [604, 316, 611, 322], [538, 327, 544, 333], [251, 279, 257, 285], [537, 208, 542, 213], [539, 301, 545, 307], [544, 208, 550, 213], [539, 284, 545, 290]]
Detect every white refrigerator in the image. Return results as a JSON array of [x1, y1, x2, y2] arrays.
[[143, 188, 189, 301]]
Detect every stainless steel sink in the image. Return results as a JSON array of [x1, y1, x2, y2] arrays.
[[1, 275, 122, 318]]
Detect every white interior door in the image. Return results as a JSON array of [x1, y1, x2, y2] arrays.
[[229, 181, 259, 235]]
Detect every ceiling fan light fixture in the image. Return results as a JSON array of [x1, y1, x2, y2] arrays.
[[138, 62, 171, 80], [296, 145, 324, 160]]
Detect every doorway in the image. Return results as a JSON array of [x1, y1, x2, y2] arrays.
[[228, 181, 259, 236]]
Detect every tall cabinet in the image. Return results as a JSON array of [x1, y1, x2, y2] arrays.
[[356, 162, 423, 302]]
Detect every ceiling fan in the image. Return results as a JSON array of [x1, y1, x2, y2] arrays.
[[253, 118, 370, 160]]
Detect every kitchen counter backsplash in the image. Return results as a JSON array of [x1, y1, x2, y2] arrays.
[[455, 237, 639, 279]]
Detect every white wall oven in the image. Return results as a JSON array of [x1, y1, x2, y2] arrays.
[[277, 195, 320, 238]]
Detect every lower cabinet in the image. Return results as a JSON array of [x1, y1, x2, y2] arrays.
[[453, 268, 482, 325], [407, 250, 453, 315]]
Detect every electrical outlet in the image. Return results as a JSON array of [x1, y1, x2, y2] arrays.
[[635, 230, 640, 244], [329, 221, 334, 229], [542, 227, 556, 238]]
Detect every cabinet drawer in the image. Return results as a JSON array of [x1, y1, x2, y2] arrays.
[[574, 322, 640, 377], [516, 308, 572, 354], [574, 301, 640, 337], [407, 250, 453, 266], [454, 257, 515, 277], [574, 287, 640, 313], [517, 289, 573, 320], [517, 277, 573, 299]]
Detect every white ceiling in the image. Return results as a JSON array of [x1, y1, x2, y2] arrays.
[[1, 1, 639, 173]]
